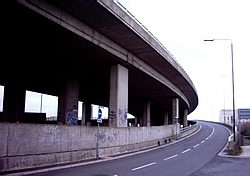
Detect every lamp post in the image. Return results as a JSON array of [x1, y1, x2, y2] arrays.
[[220, 75, 227, 124], [204, 39, 236, 142]]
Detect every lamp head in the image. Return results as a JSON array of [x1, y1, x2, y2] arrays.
[[204, 39, 215, 41]]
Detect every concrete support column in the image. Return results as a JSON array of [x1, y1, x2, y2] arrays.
[[183, 109, 188, 127], [134, 116, 138, 126], [136, 114, 143, 127], [81, 102, 92, 126], [109, 64, 128, 127], [2, 84, 26, 123], [58, 79, 79, 125], [164, 111, 169, 125], [172, 98, 179, 124], [143, 101, 151, 126]]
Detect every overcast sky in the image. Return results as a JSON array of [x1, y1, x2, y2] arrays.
[[118, 0, 250, 121], [1, 0, 250, 122]]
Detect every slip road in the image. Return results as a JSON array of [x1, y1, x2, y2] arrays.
[[31, 121, 230, 176]]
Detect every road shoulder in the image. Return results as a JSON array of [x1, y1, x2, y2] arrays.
[[190, 156, 250, 176], [219, 145, 250, 158]]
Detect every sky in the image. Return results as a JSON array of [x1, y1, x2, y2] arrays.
[[1, 0, 250, 122], [118, 0, 250, 121]]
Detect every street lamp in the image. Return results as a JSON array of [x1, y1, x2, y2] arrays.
[[204, 39, 236, 142]]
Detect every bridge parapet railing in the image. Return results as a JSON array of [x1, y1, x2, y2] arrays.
[[114, 0, 184, 68]]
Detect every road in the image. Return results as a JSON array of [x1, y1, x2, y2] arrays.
[[31, 121, 230, 176]]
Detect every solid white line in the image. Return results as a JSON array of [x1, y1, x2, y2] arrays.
[[211, 127, 215, 136], [164, 154, 178, 161], [182, 148, 191, 154], [132, 162, 156, 171], [218, 124, 232, 156], [193, 144, 200, 148]]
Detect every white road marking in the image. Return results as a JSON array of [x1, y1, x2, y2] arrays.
[[131, 125, 215, 172], [164, 154, 178, 161], [182, 148, 191, 154], [193, 144, 200, 148], [202, 127, 215, 143], [211, 127, 215, 136], [132, 162, 156, 171]]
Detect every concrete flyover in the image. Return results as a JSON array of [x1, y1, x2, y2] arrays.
[[0, 0, 198, 172], [1, 0, 198, 127]]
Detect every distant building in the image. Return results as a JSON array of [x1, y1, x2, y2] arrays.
[[219, 109, 250, 126]]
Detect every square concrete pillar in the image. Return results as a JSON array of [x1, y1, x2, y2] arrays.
[[172, 98, 179, 124], [57, 79, 79, 125], [183, 109, 188, 127], [81, 102, 92, 126], [143, 101, 151, 126], [2, 85, 25, 123], [164, 111, 169, 125], [109, 64, 128, 127]]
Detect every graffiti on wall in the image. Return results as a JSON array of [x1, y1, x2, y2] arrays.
[[41, 125, 61, 143], [66, 107, 78, 125], [99, 131, 119, 145], [109, 110, 116, 126], [42, 125, 59, 134], [109, 108, 127, 126], [119, 108, 127, 126]]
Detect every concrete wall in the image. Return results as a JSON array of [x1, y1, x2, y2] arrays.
[[0, 123, 178, 172]]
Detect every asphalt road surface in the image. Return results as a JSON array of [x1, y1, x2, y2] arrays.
[[31, 121, 230, 176]]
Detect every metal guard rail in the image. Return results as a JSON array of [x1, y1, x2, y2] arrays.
[[180, 124, 198, 133]]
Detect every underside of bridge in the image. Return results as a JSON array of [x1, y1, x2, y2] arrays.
[[0, 0, 198, 127]]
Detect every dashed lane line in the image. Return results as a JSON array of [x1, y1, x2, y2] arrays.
[[182, 148, 191, 154], [132, 162, 156, 171], [164, 154, 178, 161], [193, 144, 200, 148], [132, 125, 216, 172]]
